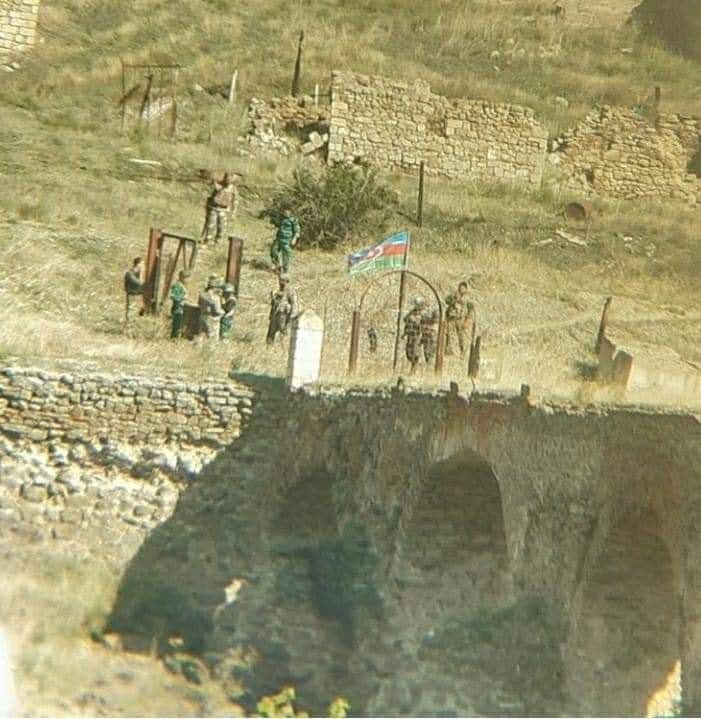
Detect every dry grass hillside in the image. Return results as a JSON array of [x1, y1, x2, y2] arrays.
[[0, 0, 699, 403]]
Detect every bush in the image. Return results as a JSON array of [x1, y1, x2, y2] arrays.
[[264, 162, 399, 251]]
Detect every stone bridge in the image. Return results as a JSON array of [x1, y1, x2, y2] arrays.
[[107, 381, 701, 717]]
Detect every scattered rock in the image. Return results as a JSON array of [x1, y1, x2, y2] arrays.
[[21, 483, 48, 503], [60, 508, 84, 524]]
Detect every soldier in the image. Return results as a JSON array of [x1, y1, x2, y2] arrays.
[[198, 275, 224, 340], [266, 274, 298, 345], [203, 172, 239, 245], [220, 283, 238, 341], [420, 309, 440, 364], [169, 270, 189, 339], [402, 297, 425, 373], [270, 207, 300, 274], [123, 256, 144, 332], [444, 280, 475, 358]]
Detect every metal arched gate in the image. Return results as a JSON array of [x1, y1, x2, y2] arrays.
[[347, 269, 446, 376]]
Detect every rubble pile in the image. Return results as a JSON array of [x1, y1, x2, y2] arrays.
[[246, 95, 330, 157]]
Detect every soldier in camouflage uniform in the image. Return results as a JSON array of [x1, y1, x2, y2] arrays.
[[219, 283, 237, 341], [198, 275, 224, 340], [266, 274, 298, 345], [444, 281, 475, 358], [402, 297, 425, 373], [123, 256, 144, 333], [169, 270, 190, 339], [270, 207, 300, 274], [203, 173, 239, 245], [420, 309, 439, 364]]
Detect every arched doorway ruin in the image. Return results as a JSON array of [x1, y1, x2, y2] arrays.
[[567, 508, 682, 716]]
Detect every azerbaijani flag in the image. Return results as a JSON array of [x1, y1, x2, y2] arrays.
[[347, 231, 410, 276]]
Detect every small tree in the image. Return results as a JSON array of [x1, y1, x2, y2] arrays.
[[265, 162, 399, 251]]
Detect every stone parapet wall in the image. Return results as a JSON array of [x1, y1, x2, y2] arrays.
[[0, 0, 39, 57], [550, 106, 700, 204], [328, 71, 548, 187], [0, 366, 254, 449], [558, 0, 638, 25]]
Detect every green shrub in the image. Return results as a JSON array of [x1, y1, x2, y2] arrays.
[[264, 162, 399, 251]]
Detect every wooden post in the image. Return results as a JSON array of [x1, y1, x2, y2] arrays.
[[291, 30, 304, 96], [417, 161, 425, 227], [468, 336, 481, 378], [314, 83, 319, 107], [171, 67, 178, 137], [225, 236, 244, 297], [654, 85, 661, 109], [348, 309, 360, 375], [228, 69, 238, 105], [120, 59, 126, 133], [392, 271, 408, 372], [595, 296, 613, 353]]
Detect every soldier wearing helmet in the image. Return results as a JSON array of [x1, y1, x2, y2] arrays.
[[219, 283, 238, 341], [402, 297, 425, 372], [198, 275, 224, 339]]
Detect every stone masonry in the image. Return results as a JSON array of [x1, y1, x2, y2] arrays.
[[550, 106, 700, 204], [0, 0, 39, 58], [328, 71, 548, 187], [0, 366, 254, 449]]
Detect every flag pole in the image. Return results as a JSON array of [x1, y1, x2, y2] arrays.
[[392, 232, 410, 372]]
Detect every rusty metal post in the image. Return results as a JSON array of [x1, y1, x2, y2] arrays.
[[595, 296, 613, 353], [348, 309, 360, 375], [434, 312, 446, 375], [291, 30, 304, 97], [143, 227, 162, 314], [225, 236, 244, 297], [160, 251, 175, 308], [392, 270, 408, 372], [468, 335, 481, 378], [417, 161, 425, 227]]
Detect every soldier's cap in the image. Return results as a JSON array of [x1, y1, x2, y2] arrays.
[[278, 273, 291, 283], [178, 270, 191, 280], [222, 283, 236, 294], [412, 296, 426, 308], [206, 275, 224, 289]]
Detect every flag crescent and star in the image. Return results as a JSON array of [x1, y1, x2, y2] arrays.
[[347, 230, 410, 275]]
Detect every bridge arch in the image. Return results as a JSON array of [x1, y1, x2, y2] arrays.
[[566, 506, 682, 716]]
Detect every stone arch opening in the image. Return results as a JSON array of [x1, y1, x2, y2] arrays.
[[567, 507, 681, 716], [401, 448, 509, 612], [370, 449, 517, 715]]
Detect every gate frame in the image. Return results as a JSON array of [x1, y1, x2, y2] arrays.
[[143, 228, 198, 315], [348, 269, 446, 376]]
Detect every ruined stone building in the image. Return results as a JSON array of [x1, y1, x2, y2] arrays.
[[0, 0, 39, 58]]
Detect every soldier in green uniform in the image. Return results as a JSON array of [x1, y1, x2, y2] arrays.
[[198, 275, 224, 340], [402, 297, 425, 373], [219, 283, 237, 341], [444, 281, 475, 358], [169, 270, 189, 339], [266, 274, 298, 345], [270, 207, 300, 274]]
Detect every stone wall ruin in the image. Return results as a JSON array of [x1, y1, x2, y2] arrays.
[[550, 106, 701, 203], [0, 0, 39, 59], [328, 71, 548, 187]]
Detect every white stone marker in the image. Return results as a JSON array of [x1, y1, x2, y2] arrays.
[[287, 311, 324, 389]]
